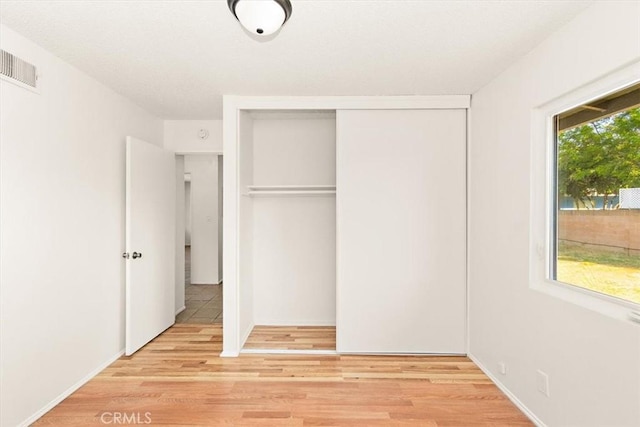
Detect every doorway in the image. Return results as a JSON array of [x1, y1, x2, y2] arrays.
[[175, 154, 223, 324]]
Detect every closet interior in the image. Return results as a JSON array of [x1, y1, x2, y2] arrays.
[[238, 110, 337, 352]]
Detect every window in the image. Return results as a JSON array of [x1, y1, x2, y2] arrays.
[[552, 83, 640, 305]]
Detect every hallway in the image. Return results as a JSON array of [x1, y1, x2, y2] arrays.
[[176, 247, 222, 324]]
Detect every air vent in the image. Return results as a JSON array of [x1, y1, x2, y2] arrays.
[[1, 49, 37, 88]]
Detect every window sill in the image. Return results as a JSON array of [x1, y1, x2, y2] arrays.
[[531, 278, 640, 325]]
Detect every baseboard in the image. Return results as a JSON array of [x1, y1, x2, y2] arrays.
[[175, 305, 186, 315], [240, 348, 338, 356], [18, 349, 125, 427], [253, 320, 336, 327], [240, 322, 254, 349], [219, 323, 253, 358], [468, 353, 546, 427], [190, 281, 220, 285]]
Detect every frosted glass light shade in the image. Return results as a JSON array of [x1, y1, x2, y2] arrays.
[[228, 0, 292, 36]]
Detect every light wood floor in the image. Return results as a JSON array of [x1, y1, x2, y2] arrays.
[[34, 324, 532, 426], [244, 326, 337, 350]]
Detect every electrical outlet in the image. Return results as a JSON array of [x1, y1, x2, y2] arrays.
[[536, 370, 550, 397], [498, 362, 507, 375]]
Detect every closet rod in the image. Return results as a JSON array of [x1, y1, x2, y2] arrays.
[[245, 190, 336, 197]]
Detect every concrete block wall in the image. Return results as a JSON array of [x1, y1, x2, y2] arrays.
[[558, 210, 640, 252]]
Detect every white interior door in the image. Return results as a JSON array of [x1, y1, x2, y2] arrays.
[[126, 136, 176, 355], [336, 109, 467, 354]]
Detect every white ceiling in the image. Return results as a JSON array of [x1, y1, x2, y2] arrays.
[[0, 0, 593, 119]]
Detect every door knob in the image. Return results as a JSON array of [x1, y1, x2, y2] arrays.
[[132, 252, 143, 259], [122, 252, 130, 259]]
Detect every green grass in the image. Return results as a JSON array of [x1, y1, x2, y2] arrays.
[[557, 243, 640, 304], [558, 243, 640, 269]]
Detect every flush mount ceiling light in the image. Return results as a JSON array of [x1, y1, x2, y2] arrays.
[[227, 0, 293, 36]]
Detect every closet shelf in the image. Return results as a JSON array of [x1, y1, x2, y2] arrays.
[[246, 190, 336, 197], [247, 191, 335, 197], [245, 185, 336, 197], [247, 185, 336, 191]]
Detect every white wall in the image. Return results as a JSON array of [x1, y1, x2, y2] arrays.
[[184, 155, 219, 284], [469, 2, 640, 426], [185, 180, 192, 245], [164, 120, 222, 153], [251, 117, 336, 325], [0, 24, 163, 427], [165, 120, 223, 288], [252, 116, 336, 185]]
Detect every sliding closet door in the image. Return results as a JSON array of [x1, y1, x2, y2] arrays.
[[336, 109, 466, 354]]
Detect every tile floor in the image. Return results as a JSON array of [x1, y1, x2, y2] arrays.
[[176, 246, 222, 324]]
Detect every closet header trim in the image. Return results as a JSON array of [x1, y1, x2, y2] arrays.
[[224, 95, 471, 111]]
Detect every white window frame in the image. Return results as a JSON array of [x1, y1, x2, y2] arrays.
[[530, 60, 640, 322]]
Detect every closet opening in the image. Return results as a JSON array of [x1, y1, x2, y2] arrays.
[[237, 110, 337, 353], [224, 95, 470, 357]]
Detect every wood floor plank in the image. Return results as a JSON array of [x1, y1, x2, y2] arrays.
[[33, 324, 531, 426], [244, 326, 337, 350]]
